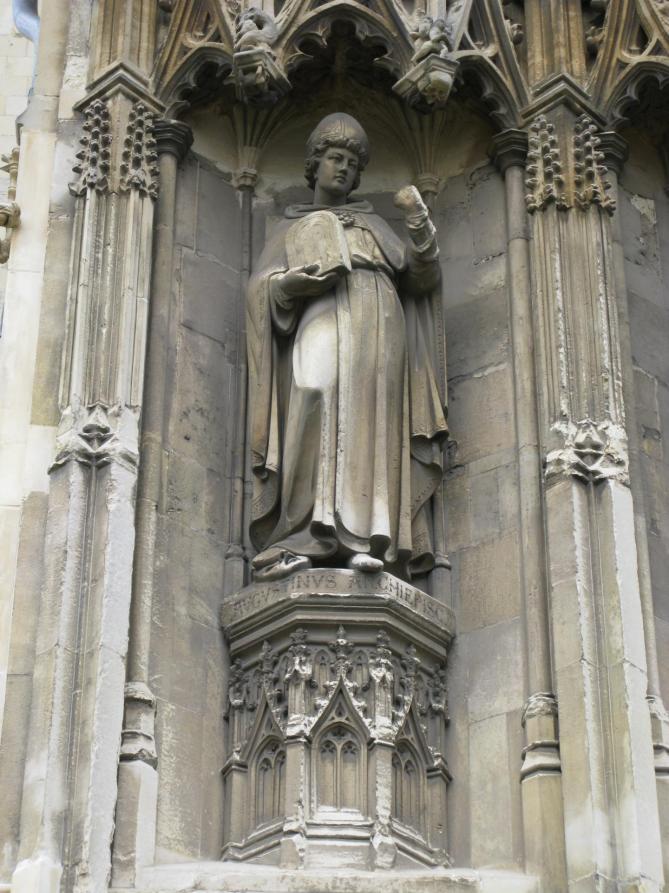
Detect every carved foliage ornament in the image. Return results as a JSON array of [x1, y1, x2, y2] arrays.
[[525, 115, 569, 212], [71, 100, 112, 196], [226, 625, 449, 758], [51, 403, 140, 471], [120, 102, 160, 198], [525, 114, 615, 215], [573, 115, 616, 213], [544, 419, 629, 485], [71, 100, 159, 199]]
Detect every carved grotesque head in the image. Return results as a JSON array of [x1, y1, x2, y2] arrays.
[[304, 113, 370, 192]]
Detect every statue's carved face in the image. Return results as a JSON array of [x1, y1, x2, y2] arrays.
[[315, 146, 360, 199]]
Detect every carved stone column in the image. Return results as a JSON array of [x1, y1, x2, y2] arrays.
[[491, 129, 566, 893], [524, 100, 664, 891], [111, 119, 192, 889], [11, 85, 162, 893]]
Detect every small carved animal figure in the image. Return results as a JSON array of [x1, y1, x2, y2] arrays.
[[234, 7, 278, 52]]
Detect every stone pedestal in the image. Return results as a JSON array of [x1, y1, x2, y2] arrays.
[[220, 570, 455, 871]]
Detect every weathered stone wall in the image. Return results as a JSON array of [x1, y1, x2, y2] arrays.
[[439, 162, 524, 870], [620, 131, 669, 706], [151, 152, 241, 862]]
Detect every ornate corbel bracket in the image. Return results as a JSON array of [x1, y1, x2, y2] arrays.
[[0, 148, 21, 264], [545, 419, 629, 486], [393, 54, 459, 110]]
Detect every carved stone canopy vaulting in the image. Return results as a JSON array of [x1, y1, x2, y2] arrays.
[[151, 0, 669, 134]]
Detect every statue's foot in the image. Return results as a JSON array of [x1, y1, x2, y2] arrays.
[[348, 553, 384, 574], [252, 549, 312, 582]]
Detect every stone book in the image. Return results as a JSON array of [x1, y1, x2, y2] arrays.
[[285, 209, 352, 276]]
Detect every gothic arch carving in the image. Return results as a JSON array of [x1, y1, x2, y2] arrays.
[[278, 3, 412, 76], [314, 722, 366, 814], [251, 736, 286, 828], [603, 58, 669, 126], [158, 45, 233, 117], [392, 740, 425, 837], [311, 680, 371, 817]]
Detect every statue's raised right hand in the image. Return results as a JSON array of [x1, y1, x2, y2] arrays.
[[277, 264, 341, 299]]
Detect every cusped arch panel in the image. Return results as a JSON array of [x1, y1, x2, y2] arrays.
[[157, 44, 233, 118], [603, 57, 669, 127], [279, 1, 414, 77], [455, 50, 524, 130]]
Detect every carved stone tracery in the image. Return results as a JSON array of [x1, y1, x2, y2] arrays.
[[221, 573, 453, 868], [226, 623, 449, 756]]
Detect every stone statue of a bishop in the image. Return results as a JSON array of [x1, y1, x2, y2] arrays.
[[246, 113, 448, 581]]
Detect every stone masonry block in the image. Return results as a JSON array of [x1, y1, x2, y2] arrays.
[[181, 249, 240, 348], [165, 451, 207, 530], [7, 493, 45, 674], [466, 619, 524, 723], [187, 532, 224, 630], [31, 215, 73, 426], [155, 699, 205, 860], [469, 166, 506, 262], [443, 471, 469, 552], [634, 368, 662, 460], [469, 714, 516, 868], [438, 201, 473, 260], [175, 156, 198, 250], [458, 532, 521, 633], [170, 326, 231, 474], [468, 469, 501, 545], [196, 165, 241, 264], [629, 292, 669, 386], [447, 366, 514, 467], [445, 290, 509, 381]]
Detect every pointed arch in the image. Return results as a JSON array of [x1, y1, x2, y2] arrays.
[[278, 1, 413, 75], [156, 44, 233, 118], [454, 50, 524, 130], [602, 58, 669, 127], [240, 689, 284, 763], [311, 680, 371, 817]]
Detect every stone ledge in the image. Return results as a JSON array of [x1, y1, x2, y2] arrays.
[[221, 569, 455, 648], [130, 863, 539, 893]]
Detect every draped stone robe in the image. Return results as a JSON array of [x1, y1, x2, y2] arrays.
[[247, 200, 448, 576]]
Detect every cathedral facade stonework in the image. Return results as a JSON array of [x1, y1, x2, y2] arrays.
[[1, 1, 669, 892]]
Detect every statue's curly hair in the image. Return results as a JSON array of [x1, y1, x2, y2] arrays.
[[304, 135, 369, 191]]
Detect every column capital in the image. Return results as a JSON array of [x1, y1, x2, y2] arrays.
[[154, 119, 193, 161], [490, 129, 528, 173]]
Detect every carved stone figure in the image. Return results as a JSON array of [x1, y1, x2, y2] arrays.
[[246, 114, 448, 582], [410, 15, 452, 63], [234, 7, 278, 53]]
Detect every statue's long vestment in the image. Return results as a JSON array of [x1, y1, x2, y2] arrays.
[[247, 201, 448, 573]]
